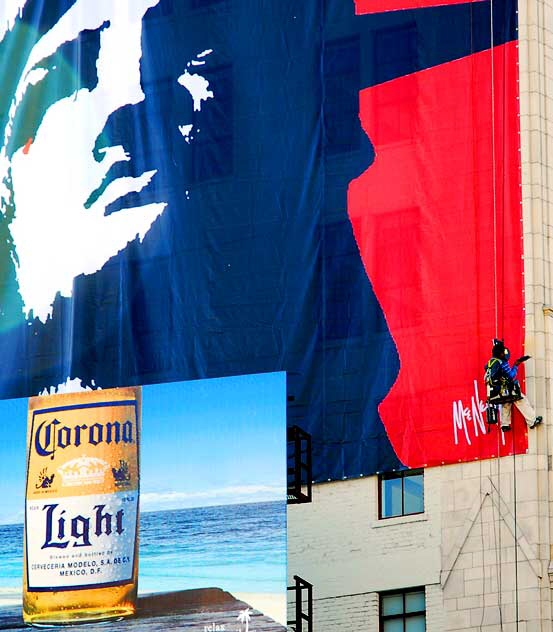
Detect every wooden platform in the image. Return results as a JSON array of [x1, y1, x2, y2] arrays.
[[0, 588, 287, 631]]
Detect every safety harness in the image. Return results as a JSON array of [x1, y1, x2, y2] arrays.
[[484, 357, 522, 427]]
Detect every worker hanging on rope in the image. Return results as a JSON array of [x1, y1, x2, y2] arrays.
[[484, 338, 542, 432]]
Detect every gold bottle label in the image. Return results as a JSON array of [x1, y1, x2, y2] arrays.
[[25, 389, 140, 593]]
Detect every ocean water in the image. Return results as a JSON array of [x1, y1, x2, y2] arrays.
[[0, 500, 286, 602]]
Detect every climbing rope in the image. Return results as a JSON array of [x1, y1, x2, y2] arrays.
[[509, 434, 520, 632], [489, 0, 522, 626], [490, 0, 498, 339]]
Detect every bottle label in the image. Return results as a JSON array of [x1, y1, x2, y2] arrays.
[[26, 492, 138, 590], [25, 391, 140, 592]]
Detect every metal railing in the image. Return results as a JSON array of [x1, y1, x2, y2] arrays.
[[287, 425, 312, 504], [287, 575, 313, 632]]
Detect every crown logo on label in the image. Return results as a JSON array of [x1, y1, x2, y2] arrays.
[[112, 459, 131, 486], [58, 456, 109, 486]]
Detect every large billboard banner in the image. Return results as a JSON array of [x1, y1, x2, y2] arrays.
[[0, 0, 523, 486]]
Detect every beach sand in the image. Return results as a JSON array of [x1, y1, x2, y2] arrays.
[[234, 592, 286, 626]]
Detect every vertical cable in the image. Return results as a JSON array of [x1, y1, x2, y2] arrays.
[[491, 0, 498, 338], [495, 428, 504, 631], [472, 4, 486, 627], [489, 1, 505, 627], [512, 431, 519, 631], [478, 455, 486, 631]]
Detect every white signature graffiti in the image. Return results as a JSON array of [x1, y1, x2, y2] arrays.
[[452, 380, 505, 446]]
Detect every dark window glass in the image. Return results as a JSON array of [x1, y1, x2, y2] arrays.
[[191, 64, 233, 182], [379, 469, 424, 519], [374, 23, 418, 85], [320, 221, 365, 342], [383, 620, 403, 632], [323, 36, 360, 155], [380, 589, 426, 632]]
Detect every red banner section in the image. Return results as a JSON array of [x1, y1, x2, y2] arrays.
[[348, 42, 525, 466], [355, 0, 485, 14]]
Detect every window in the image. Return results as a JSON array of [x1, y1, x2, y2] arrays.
[[374, 23, 418, 85], [323, 36, 361, 155], [379, 469, 423, 519], [380, 588, 426, 632], [319, 221, 365, 342], [373, 24, 419, 144]]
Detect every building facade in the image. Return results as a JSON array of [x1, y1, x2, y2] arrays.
[[287, 1, 553, 629]]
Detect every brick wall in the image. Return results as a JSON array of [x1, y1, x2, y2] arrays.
[[287, 458, 547, 630], [287, 471, 442, 599], [287, 471, 444, 629], [285, 592, 377, 632]]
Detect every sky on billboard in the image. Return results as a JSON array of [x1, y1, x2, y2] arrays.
[[0, 371, 286, 525]]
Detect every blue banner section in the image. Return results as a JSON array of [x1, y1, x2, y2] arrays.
[[0, 0, 516, 480]]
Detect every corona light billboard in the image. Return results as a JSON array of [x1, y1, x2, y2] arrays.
[[1, 375, 287, 628]]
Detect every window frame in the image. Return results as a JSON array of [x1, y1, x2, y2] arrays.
[[378, 468, 424, 520], [379, 587, 426, 632]]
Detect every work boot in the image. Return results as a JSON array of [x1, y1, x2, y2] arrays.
[[530, 416, 543, 429]]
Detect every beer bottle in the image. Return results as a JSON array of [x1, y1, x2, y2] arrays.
[[23, 386, 141, 625]]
